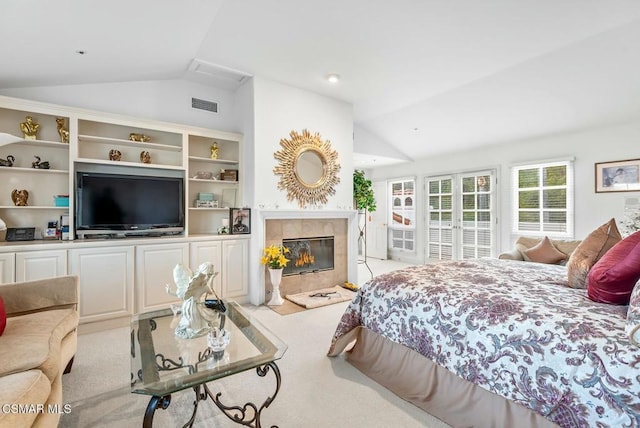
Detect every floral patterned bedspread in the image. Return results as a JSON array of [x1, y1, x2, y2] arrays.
[[329, 258, 640, 428]]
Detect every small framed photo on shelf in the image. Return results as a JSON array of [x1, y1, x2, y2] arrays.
[[595, 159, 640, 193], [230, 208, 251, 234]]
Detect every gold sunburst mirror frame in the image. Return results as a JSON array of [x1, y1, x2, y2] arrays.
[[273, 129, 341, 208]]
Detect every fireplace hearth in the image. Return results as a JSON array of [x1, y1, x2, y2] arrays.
[[258, 212, 357, 305], [282, 236, 334, 276]]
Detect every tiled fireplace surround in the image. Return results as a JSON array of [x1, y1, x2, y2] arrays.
[[257, 210, 358, 304]]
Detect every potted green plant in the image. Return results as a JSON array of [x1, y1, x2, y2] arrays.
[[353, 170, 376, 212]]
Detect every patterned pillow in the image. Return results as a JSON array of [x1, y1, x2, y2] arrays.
[[626, 280, 640, 347], [522, 236, 567, 264], [588, 231, 640, 304], [566, 218, 621, 289]]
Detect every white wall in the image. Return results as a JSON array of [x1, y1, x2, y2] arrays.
[[234, 78, 255, 208], [354, 124, 412, 162], [368, 120, 640, 264], [252, 76, 354, 209], [0, 79, 240, 132], [247, 76, 355, 304]]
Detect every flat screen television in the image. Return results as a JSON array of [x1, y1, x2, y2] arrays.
[[75, 171, 184, 238]]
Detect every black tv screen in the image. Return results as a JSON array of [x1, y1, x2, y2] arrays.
[[76, 171, 184, 235]]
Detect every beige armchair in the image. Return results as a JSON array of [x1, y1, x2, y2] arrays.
[[0, 276, 79, 428]]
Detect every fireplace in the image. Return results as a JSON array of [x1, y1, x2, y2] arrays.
[[254, 211, 358, 306], [282, 236, 334, 276]]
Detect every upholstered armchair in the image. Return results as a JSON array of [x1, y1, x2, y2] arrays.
[[0, 276, 79, 428]]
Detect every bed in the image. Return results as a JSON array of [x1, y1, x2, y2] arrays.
[[327, 258, 640, 428]]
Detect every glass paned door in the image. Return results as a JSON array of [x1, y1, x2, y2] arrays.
[[426, 176, 454, 260], [426, 170, 496, 261], [460, 172, 494, 259], [389, 180, 415, 251]]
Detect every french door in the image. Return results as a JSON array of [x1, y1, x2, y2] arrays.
[[425, 170, 496, 261]]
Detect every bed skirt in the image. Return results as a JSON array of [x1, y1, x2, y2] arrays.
[[331, 326, 559, 428]]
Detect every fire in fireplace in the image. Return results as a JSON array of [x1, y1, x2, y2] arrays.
[[282, 236, 334, 276]]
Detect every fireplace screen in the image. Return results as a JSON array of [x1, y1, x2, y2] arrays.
[[282, 236, 334, 276]]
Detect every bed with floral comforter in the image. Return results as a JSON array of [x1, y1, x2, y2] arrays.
[[328, 258, 640, 428]]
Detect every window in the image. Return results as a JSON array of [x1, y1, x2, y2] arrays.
[[389, 179, 415, 251], [512, 160, 573, 237]]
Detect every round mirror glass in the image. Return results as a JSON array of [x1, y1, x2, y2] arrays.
[[295, 149, 325, 186]]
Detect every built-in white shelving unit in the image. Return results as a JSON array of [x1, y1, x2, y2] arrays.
[[0, 95, 249, 319], [0, 96, 243, 237]]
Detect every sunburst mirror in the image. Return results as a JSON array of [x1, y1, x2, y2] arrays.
[[273, 129, 341, 208]]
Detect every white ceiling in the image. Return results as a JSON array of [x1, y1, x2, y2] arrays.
[[2, 0, 640, 166]]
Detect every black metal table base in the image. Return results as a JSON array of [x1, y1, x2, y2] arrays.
[[142, 361, 281, 428]]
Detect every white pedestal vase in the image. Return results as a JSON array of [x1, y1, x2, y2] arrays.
[[267, 268, 284, 306]]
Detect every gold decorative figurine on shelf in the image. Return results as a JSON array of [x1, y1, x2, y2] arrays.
[[140, 151, 151, 164], [11, 189, 29, 206], [210, 142, 219, 159], [129, 133, 151, 142], [19, 116, 40, 140], [56, 118, 70, 144], [109, 149, 122, 161]]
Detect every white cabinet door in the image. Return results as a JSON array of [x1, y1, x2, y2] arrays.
[[136, 243, 188, 312], [0, 253, 15, 284], [15, 250, 67, 282], [69, 246, 134, 323], [221, 239, 248, 299], [189, 241, 222, 297]]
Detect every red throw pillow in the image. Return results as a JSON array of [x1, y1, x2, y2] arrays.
[[0, 296, 6, 336], [588, 231, 640, 304]]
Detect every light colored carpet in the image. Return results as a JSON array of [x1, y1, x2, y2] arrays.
[[285, 285, 355, 308], [59, 258, 450, 427]]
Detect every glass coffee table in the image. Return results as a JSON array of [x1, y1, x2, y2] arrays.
[[130, 301, 287, 428]]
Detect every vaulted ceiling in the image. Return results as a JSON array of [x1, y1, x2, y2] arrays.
[[2, 1, 640, 167]]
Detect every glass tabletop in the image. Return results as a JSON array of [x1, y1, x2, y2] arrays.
[[130, 301, 287, 397]]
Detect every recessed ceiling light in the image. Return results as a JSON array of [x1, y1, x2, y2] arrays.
[[326, 74, 340, 84]]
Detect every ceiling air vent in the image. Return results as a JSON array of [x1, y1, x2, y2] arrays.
[[192, 98, 218, 113], [186, 59, 252, 90]]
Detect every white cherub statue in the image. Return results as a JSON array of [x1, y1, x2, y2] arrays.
[[166, 262, 219, 339]]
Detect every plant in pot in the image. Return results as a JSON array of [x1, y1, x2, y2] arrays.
[[353, 170, 376, 274], [353, 170, 376, 213]]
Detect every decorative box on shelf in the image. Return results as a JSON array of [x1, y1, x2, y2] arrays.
[[195, 200, 218, 208], [220, 169, 238, 181], [54, 195, 69, 207]]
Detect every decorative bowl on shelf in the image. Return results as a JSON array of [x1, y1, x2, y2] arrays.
[[195, 171, 214, 180]]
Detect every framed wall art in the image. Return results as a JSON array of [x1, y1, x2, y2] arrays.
[[595, 159, 640, 193], [230, 208, 251, 234]]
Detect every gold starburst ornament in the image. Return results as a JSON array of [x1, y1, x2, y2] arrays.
[[273, 129, 341, 208]]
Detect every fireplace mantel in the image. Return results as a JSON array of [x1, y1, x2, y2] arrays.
[[248, 210, 358, 305], [258, 210, 358, 221]]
